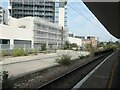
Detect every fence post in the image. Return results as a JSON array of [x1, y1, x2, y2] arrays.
[[24, 44, 25, 51], [0, 44, 2, 59], [0, 44, 1, 51]]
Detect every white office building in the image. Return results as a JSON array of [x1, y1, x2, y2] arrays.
[[0, 16, 68, 49], [8, 0, 68, 27]]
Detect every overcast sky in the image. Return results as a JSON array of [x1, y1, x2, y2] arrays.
[[2, 0, 118, 42]]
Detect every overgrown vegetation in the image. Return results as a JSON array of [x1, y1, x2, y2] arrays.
[[55, 54, 72, 65], [85, 44, 92, 51], [1, 50, 12, 57], [79, 55, 90, 59], [13, 48, 25, 57], [1, 47, 46, 57], [32, 49, 38, 55], [13, 48, 23, 57], [63, 41, 78, 50], [2, 71, 14, 89], [79, 55, 86, 59], [63, 41, 71, 50]]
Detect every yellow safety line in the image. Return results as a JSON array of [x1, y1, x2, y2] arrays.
[[107, 61, 116, 88]]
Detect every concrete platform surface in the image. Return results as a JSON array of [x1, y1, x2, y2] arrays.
[[1, 51, 89, 77]]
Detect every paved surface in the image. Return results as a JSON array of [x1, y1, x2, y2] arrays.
[[111, 50, 120, 88], [79, 51, 118, 88], [1, 51, 88, 77]]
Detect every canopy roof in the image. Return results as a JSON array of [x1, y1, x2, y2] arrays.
[[83, 0, 120, 39]]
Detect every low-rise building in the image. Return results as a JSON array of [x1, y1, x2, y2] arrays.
[[82, 36, 97, 47], [75, 36, 85, 39], [0, 16, 68, 50], [69, 33, 74, 37], [68, 37, 82, 47], [0, 24, 33, 49]]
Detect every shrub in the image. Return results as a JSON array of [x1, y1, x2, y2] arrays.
[[2, 71, 14, 89], [79, 54, 90, 59], [41, 43, 46, 51], [32, 49, 38, 55], [55, 54, 72, 65], [13, 48, 24, 57], [63, 41, 71, 50], [79, 55, 86, 59], [1, 50, 8, 57], [86, 55, 90, 58], [1, 50, 11, 57], [23, 49, 28, 56]]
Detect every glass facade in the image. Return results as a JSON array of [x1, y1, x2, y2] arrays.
[[9, 0, 67, 27], [9, 0, 55, 22]]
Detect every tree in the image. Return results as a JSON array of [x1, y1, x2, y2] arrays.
[[85, 44, 92, 51], [63, 41, 71, 50], [70, 43, 78, 48]]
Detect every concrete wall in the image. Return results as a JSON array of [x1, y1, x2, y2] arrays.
[[0, 24, 33, 45]]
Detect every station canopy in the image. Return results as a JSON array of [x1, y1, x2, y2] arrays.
[[83, 0, 120, 39]]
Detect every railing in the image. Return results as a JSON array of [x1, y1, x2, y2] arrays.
[[0, 44, 62, 51], [0, 44, 37, 50]]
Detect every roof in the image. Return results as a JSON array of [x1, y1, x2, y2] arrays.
[[83, 0, 120, 39]]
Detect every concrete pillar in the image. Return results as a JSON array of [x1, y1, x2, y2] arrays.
[[57, 42, 59, 49], [46, 41, 49, 50], [10, 39, 14, 49], [46, 31, 49, 49], [31, 40, 34, 49]]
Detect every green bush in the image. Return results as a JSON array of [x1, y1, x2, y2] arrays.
[[13, 48, 24, 57], [1, 50, 8, 57], [23, 49, 29, 56], [55, 54, 72, 65], [1, 50, 12, 57]]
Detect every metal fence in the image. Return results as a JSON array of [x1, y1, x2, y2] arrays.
[[0, 44, 62, 51], [0, 44, 38, 50], [0, 44, 62, 57]]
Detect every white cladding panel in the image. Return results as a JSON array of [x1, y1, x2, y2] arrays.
[[0, 25, 33, 41], [59, 8, 65, 27]]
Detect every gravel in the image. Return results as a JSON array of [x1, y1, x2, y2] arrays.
[[13, 57, 93, 88]]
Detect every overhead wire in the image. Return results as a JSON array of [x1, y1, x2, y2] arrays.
[[67, 1, 110, 40]]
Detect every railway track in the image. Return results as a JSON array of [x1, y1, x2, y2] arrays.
[[38, 52, 114, 89]]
